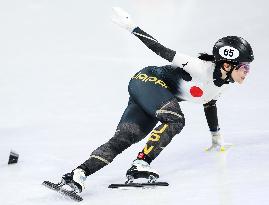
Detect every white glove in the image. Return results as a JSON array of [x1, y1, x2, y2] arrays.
[[112, 7, 137, 33], [205, 131, 232, 152]]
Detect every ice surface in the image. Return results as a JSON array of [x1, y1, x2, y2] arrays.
[[0, 0, 268, 204]]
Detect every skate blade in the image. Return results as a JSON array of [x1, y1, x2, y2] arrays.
[[42, 181, 83, 202], [108, 182, 169, 189]]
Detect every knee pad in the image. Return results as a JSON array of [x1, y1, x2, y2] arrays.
[[156, 98, 185, 124]]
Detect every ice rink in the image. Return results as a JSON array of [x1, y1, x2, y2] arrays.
[[0, 0, 269, 204]]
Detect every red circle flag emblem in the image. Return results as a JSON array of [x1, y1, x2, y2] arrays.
[[190, 86, 203, 97]]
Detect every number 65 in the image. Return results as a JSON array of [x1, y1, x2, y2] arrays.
[[224, 49, 234, 57]]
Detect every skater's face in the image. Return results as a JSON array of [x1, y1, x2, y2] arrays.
[[221, 63, 250, 84], [231, 63, 250, 84]]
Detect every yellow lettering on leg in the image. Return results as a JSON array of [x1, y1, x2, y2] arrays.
[[143, 144, 154, 155], [148, 124, 168, 141]]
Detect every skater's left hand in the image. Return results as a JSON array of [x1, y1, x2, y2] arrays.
[[112, 7, 137, 32], [205, 131, 233, 152]]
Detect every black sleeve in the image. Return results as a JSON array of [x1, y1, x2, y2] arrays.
[[203, 100, 220, 132], [132, 27, 176, 62]]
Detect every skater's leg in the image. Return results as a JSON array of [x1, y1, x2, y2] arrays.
[[61, 98, 156, 192], [128, 69, 185, 164], [125, 69, 185, 181], [125, 98, 185, 181], [138, 98, 185, 163], [77, 98, 157, 176]]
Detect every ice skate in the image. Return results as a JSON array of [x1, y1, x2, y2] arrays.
[[125, 159, 159, 184], [60, 168, 86, 193], [42, 169, 86, 201]]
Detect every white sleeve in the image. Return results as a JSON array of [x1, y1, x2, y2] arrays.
[[172, 53, 206, 79]]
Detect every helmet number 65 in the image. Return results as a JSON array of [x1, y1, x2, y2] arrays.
[[224, 49, 234, 57], [219, 46, 239, 59]]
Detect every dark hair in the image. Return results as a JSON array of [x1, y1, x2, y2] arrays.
[[198, 53, 215, 62], [198, 53, 239, 71]]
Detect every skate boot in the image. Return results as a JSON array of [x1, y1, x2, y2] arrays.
[[61, 168, 86, 193], [126, 159, 159, 184]]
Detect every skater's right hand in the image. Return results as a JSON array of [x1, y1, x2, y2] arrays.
[[205, 131, 232, 152], [112, 7, 137, 33]]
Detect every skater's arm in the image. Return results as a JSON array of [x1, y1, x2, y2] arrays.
[[203, 100, 232, 151], [203, 100, 219, 132], [112, 8, 205, 77], [132, 27, 176, 62], [132, 28, 206, 78], [112, 7, 175, 62], [112, 7, 205, 78]]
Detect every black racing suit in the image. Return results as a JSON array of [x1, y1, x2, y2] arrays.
[[77, 28, 220, 176]]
